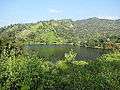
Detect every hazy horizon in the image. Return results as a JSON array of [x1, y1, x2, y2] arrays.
[[0, 0, 120, 26]]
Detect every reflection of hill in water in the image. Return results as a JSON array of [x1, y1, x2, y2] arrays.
[[25, 44, 110, 61]]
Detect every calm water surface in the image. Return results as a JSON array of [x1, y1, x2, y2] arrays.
[[25, 44, 110, 61]]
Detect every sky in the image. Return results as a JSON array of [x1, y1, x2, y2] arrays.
[[0, 0, 120, 26]]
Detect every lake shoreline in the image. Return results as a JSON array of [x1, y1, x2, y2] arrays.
[[26, 43, 113, 50], [24, 44, 111, 61]]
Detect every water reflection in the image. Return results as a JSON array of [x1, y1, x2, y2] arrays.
[[25, 44, 110, 61]]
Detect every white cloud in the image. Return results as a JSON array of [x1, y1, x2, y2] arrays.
[[97, 16, 120, 20], [49, 9, 63, 14]]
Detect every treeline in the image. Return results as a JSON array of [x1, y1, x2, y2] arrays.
[[0, 18, 120, 47]]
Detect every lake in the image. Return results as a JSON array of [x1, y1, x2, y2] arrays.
[[24, 44, 110, 61]]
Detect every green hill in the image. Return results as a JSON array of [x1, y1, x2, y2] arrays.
[[0, 18, 120, 48]]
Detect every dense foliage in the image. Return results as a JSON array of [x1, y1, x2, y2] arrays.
[[0, 18, 120, 49], [0, 51, 120, 90], [0, 18, 120, 90]]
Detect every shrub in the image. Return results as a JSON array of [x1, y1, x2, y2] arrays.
[[0, 51, 120, 90]]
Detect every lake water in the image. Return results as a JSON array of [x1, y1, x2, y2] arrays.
[[25, 44, 110, 61]]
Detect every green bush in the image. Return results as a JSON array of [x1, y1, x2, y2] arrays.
[[0, 52, 120, 90]]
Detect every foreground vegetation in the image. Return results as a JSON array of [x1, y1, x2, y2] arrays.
[[0, 51, 120, 90]]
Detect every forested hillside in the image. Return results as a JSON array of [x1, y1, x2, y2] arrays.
[[0, 18, 120, 46]]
